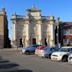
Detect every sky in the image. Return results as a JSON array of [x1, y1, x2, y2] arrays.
[[0, 0, 72, 40]]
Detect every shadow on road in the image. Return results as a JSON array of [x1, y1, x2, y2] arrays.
[[0, 56, 2, 60], [8, 69, 33, 72], [0, 56, 33, 72], [0, 60, 10, 63], [0, 63, 19, 69]]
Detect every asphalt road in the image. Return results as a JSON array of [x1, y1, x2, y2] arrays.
[[0, 50, 72, 72]]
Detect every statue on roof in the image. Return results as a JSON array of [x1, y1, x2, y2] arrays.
[[27, 5, 41, 12]]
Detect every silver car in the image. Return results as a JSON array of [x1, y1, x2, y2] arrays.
[[22, 44, 42, 54], [37, 47, 59, 58]]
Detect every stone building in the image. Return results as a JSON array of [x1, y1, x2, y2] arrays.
[[11, 6, 59, 48], [0, 8, 11, 48]]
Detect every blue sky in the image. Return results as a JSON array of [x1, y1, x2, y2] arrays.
[[0, 0, 72, 40]]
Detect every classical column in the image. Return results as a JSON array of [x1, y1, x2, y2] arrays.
[[11, 13, 17, 48], [22, 20, 29, 47], [35, 20, 42, 44], [46, 30, 50, 47], [48, 16, 55, 47]]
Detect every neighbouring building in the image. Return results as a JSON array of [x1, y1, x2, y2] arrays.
[[59, 22, 72, 46], [0, 8, 11, 48], [11, 6, 59, 48]]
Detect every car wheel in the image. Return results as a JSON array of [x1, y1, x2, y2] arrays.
[[49, 54, 51, 59], [41, 56, 45, 58], [32, 52, 35, 54], [62, 56, 68, 62], [25, 51, 30, 55], [46, 54, 51, 59]]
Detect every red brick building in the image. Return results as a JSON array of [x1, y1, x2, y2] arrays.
[[59, 22, 72, 46]]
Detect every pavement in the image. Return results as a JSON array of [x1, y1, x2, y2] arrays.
[[0, 48, 22, 51], [0, 49, 72, 72]]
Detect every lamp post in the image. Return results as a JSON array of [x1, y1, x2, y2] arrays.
[[56, 17, 60, 48]]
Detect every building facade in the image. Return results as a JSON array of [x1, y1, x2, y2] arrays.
[[59, 22, 72, 46], [0, 8, 11, 48], [11, 6, 59, 48]]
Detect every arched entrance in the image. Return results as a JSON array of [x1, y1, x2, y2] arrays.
[[32, 38, 36, 45], [20, 38, 23, 47], [45, 38, 47, 46]]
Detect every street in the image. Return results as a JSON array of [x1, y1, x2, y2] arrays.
[[0, 49, 72, 72]]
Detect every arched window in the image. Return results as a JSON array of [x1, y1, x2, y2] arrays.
[[20, 38, 23, 47]]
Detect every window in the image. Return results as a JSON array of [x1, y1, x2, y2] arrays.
[[70, 29, 72, 34], [69, 40, 72, 44], [64, 29, 70, 35], [59, 48, 71, 52], [63, 39, 67, 44], [64, 30, 66, 35]]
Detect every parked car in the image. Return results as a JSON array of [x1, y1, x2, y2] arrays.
[[51, 47, 72, 62], [36, 47, 59, 58], [22, 44, 42, 54], [35, 45, 46, 55], [68, 53, 72, 64]]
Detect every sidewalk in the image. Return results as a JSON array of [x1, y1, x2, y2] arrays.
[[0, 48, 22, 51]]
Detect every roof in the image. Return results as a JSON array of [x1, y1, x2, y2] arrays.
[[61, 22, 72, 29], [63, 22, 72, 25]]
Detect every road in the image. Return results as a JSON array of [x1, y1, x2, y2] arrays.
[[0, 49, 72, 72]]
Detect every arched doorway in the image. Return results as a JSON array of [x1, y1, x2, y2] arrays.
[[32, 38, 36, 45], [45, 38, 47, 46], [20, 38, 23, 47]]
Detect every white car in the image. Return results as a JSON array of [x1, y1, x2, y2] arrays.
[[51, 47, 72, 62], [68, 53, 72, 64]]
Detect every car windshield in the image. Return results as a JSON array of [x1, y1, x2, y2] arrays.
[[49, 48, 57, 51], [50, 48, 55, 51], [26, 46, 35, 48], [44, 47, 50, 51], [32, 44, 42, 47], [58, 48, 72, 52], [44, 47, 59, 51]]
